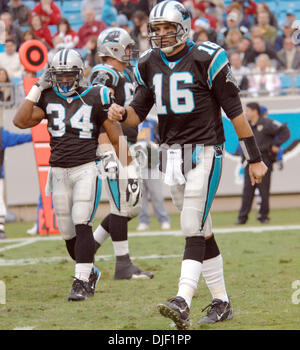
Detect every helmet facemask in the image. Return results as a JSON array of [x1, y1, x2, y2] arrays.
[[50, 68, 82, 96], [121, 44, 139, 66], [148, 21, 186, 54]]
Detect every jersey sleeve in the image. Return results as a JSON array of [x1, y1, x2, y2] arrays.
[[211, 63, 243, 120], [195, 42, 243, 119], [98, 85, 115, 124], [133, 49, 152, 88], [129, 84, 155, 122]]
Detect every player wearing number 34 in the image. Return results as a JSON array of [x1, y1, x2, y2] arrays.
[[107, 0, 268, 329], [13, 49, 132, 302]]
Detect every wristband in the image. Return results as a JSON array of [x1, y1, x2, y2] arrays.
[[25, 84, 41, 103], [239, 136, 262, 164], [120, 109, 128, 123]]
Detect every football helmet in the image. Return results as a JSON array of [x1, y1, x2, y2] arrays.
[[97, 27, 139, 64], [148, 0, 191, 54], [49, 49, 84, 96]]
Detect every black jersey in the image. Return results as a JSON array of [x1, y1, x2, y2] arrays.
[[36, 85, 112, 168], [130, 40, 243, 146], [88, 64, 138, 143]]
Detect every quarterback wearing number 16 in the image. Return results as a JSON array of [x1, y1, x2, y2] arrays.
[[107, 0, 268, 330], [13, 49, 132, 302]]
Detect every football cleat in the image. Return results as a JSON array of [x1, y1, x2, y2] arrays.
[[198, 298, 234, 324], [68, 277, 89, 302], [87, 266, 101, 297], [158, 296, 190, 330], [114, 263, 154, 280]]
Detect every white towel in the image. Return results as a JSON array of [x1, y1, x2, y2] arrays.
[[164, 149, 186, 186]]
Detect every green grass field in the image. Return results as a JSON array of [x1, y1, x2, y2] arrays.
[[0, 209, 300, 330]]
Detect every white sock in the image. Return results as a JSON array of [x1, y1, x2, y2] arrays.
[[112, 240, 129, 257], [75, 263, 93, 282], [177, 259, 202, 308], [202, 255, 229, 303], [93, 224, 110, 245]]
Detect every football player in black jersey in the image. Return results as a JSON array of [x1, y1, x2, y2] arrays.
[[13, 49, 133, 302], [107, 1, 268, 329], [88, 27, 154, 280]]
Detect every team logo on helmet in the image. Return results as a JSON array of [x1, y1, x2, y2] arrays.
[[174, 3, 190, 21], [103, 30, 121, 43]]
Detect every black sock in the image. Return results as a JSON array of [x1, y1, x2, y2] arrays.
[[65, 236, 76, 261], [204, 235, 220, 261], [75, 224, 95, 263]]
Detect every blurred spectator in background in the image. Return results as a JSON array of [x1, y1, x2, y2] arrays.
[[274, 20, 295, 52], [0, 12, 22, 48], [226, 1, 251, 30], [0, 39, 24, 78], [77, 8, 107, 48], [256, 11, 277, 46], [116, 0, 136, 21], [229, 51, 249, 91], [277, 37, 300, 72], [194, 28, 209, 44], [9, 0, 31, 27], [131, 11, 149, 53], [249, 54, 281, 97], [192, 17, 218, 44], [137, 0, 162, 17], [30, 13, 53, 48], [220, 11, 248, 39], [31, 0, 61, 26], [244, 36, 279, 66], [224, 27, 243, 53], [0, 0, 9, 15], [83, 36, 99, 79], [81, 0, 105, 22], [0, 68, 11, 101], [0, 127, 32, 239], [237, 36, 251, 64], [254, 2, 278, 29], [53, 18, 79, 50], [21, 28, 37, 43], [201, 0, 224, 25], [101, 0, 118, 27], [115, 13, 132, 34], [192, 0, 218, 31]]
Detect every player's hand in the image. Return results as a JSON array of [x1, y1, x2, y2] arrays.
[[35, 69, 52, 92], [108, 103, 125, 122], [249, 161, 268, 186]]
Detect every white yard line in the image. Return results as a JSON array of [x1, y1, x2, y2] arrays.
[[0, 224, 300, 244], [0, 225, 299, 266], [0, 254, 180, 266]]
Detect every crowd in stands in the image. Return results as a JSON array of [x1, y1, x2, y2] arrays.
[[1, 0, 300, 102]]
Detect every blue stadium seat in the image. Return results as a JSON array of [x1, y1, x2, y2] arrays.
[[23, 1, 35, 10], [267, 2, 277, 13], [10, 77, 22, 87], [62, 1, 82, 13], [49, 25, 58, 36], [72, 23, 82, 32], [279, 74, 292, 90], [294, 75, 300, 88], [65, 12, 83, 25]]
